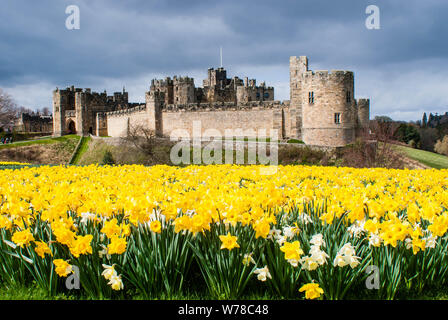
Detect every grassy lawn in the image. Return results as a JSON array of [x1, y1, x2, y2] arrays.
[[0, 135, 80, 150], [393, 144, 448, 169], [1, 282, 448, 300]]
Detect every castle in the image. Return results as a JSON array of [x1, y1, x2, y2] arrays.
[[52, 56, 370, 147], [14, 112, 53, 134]]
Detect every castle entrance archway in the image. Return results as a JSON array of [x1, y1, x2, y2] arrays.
[[67, 120, 76, 134]]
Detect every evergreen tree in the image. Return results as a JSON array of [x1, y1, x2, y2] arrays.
[[101, 150, 115, 165], [422, 112, 427, 127]]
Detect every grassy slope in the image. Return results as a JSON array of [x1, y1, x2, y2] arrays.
[[393, 144, 448, 169], [0, 135, 81, 165], [70, 136, 92, 164]]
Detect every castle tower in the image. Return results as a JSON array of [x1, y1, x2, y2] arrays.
[[301, 70, 356, 146], [290, 56, 309, 139], [356, 99, 370, 128], [151, 77, 174, 105], [173, 76, 196, 104], [53, 89, 66, 136], [75, 91, 86, 135], [52, 87, 76, 136], [146, 90, 164, 136]]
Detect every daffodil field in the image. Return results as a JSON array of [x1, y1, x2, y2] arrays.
[[1, 164, 448, 300]]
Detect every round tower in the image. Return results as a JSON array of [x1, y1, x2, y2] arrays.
[[301, 70, 356, 146], [357, 98, 370, 128]]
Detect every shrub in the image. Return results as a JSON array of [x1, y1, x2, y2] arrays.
[[101, 150, 115, 165], [434, 135, 448, 156]]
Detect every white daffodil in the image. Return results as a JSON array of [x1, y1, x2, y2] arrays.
[[347, 221, 365, 238], [425, 235, 437, 249], [298, 214, 313, 225], [333, 254, 348, 268], [300, 256, 319, 271], [405, 238, 413, 250], [310, 234, 325, 248], [368, 233, 382, 247], [287, 259, 300, 268], [242, 253, 256, 266], [346, 255, 361, 268], [254, 266, 272, 282], [108, 274, 124, 291], [339, 243, 356, 256], [99, 244, 111, 260], [282, 226, 297, 239], [80, 212, 96, 225], [276, 235, 287, 246], [267, 228, 282, 241], [101, 264, 117, 280], [310, 249, 329, 265]]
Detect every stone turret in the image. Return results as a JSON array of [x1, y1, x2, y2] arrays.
[[300, 69, 356, 146], [289, 56, 309, 139], [145, 90, 164, 136]]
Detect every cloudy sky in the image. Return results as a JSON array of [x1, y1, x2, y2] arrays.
[[1, 0, 447, 121]]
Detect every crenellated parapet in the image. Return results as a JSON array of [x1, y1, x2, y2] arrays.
[[162, 100, 288, 113]]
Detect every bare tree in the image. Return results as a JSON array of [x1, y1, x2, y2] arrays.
[[434, 135, 448, 156], [42, 107, 51, 116], [0, 88, 18, 129], [120, 124, 157, 156], [342, 121, 404, 169], [17, 106, 33, 114]]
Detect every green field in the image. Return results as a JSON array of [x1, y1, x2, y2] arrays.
[[393, 144, 448, 169], [0, 135, 80, 150]]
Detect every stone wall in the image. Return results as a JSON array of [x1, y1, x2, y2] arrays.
[[162, 108, 282, 139], [104, 105, 147, 137], [15, 113, 53, 133]]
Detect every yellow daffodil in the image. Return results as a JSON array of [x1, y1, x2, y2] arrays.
[[299, 283, 324, 299], [219, 232, 240, 250]]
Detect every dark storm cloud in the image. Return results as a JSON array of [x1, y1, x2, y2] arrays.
[[1, 0, 447, 120]]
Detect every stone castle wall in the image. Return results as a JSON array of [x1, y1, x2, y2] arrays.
[[14, 113, 53, 133], [161, 101, 288, 139], [102, 105, 147, 137], [53, 56, 371, 147]]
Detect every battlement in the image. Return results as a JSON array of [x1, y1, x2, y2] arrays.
[[303, 70, 354, 80], [54, 86, 82, 94], [146, 90, 165, 100], [20, 113, 53, 121], [173, 76, 195, 85], [104, 104, 146, 117], [151, 77, 174, 87], [163, 100, 288, 112], [357, 98, 370, 105], [55, 86, 129, 103]]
